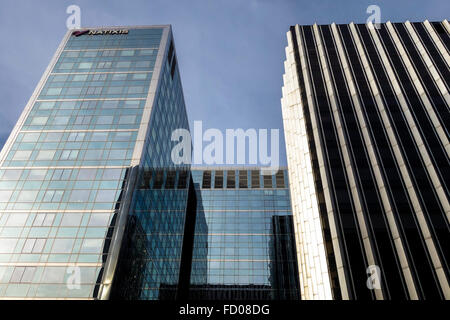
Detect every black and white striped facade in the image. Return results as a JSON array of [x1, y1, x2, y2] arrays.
[[281, 20, 449, 300]]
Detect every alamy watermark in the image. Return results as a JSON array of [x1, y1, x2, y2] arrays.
[[66, 266, 81, 290], [366, 5, 381, 30], [366, 265, 382, 290], [171, 121, 280, 174], [66, 5, 81, 30]]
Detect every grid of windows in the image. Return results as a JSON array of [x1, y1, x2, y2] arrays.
[[0, 27, 165, 299], [3, 131, 138, 168], [40, 73, 152, 100], [195, 169, 286, 190], [189, 169, 300, 300], [109, 38, 192, 300], [20, 100, 145, 131]]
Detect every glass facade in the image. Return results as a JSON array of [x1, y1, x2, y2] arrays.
[[187, 168, 300, 300], [110, 38, 191, 300], [0, 26, 176, 299]]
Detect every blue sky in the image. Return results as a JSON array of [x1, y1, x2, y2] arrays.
[[0, 0, 448, 165]]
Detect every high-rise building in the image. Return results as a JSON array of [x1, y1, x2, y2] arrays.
[[0, 25, 303, 301], [112, 167, 300, 300], [281, 20, 449, 300], [0, 25, 191, 299], [108, 167, 301, 301], [186, 167, 299, 300]]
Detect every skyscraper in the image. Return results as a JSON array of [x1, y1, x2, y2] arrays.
[[281, 20, 449, 300], [0, 25, 190, 299]]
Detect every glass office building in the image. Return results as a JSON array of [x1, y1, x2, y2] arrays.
[[113, 167, 301, 300], [281, 20, 449, 300], [187, 167, 300, 300], [0, 25, 190, 299]]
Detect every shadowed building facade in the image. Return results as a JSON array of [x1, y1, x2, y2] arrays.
[[113, 167, 301, 300], [281, 20, 449, 300]]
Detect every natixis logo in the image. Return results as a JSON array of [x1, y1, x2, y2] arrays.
[[72, 29, 129, 36]]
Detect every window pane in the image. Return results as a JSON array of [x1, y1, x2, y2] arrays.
[[43, 214, 55, 226], [118, 115, 136, 124], [21, 267, 36, 283], [61, 214, 82, 226], [22, 239, 35, 253], [108, 150, 126, 160], [38, 102, 56, 110], [132, 73, 147, 80], [95, 190, 116, 202], [69, 190, 90, 202], [45, 132, 63, 142], [91, 132, 108, 141], [73, 74, 88, 81], [0, 239, 17, 253], [17, 190, 38, 202], [111, 74, 127, 81], [2, 170, 23, 180], [51, 239, 75, 253], [12, 151, 32, 161], [41, 267, 65, 283], [78, 62, 93, 69], [36, 150, 55, 160], [97, 116, 113, 125], [88, 214, 110, 226], [81, 239, 103, 253], [78, 169, 97, 180], [103, 169, 121, 180], [32, 239, 46, 253], [28, 169, 47, 180], [46, 88, 62, 95], [121, 50, 135, 56], [6, 214, 28, 226], [10, 267, 25, 282], [22, 133, 40, 142]]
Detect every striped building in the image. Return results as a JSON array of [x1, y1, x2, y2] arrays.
[[281, 20, 449, 300]]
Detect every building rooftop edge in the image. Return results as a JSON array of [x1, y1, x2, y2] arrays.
[[288, 19, 447, 29], [190, 166, 288, 170], [71, 25, 172, 30]]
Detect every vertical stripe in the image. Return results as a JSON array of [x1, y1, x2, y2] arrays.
[[293, 24, 351, 299], [281, 26, 337, 300], [379, 23, 450, 292], [351, 22, 438, 299], [313, 24, 383, 299], [436, 20, 450, 51], [360, 22, 447, 298], [344, 23, 422, 298], [419, 21, 450, 89], [283, 21, 449, 300], [300, 25, 372, 300], [385, 22, 450, 209], [329, 23, 415, 299], [403, 22, 450, 137]]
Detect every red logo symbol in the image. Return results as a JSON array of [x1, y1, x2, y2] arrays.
[[72, 30, 89, 37]]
